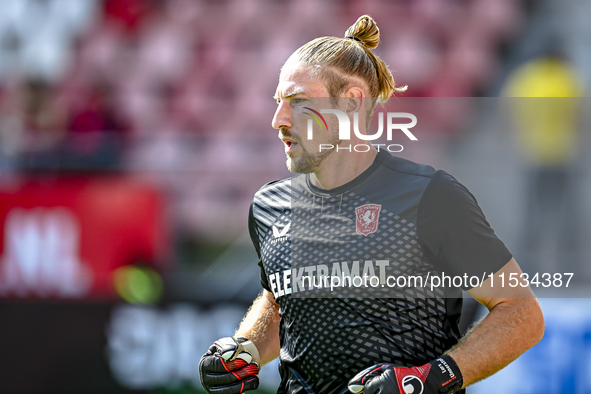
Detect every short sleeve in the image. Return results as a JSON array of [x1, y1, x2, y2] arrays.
[[417, 171, 512, 289], [249, 202, 271, 292]]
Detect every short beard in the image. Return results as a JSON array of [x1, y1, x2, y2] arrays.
[[286, 134, 341, 174]]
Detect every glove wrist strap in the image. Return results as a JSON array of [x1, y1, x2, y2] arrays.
[[237, 337, 261, 367], [426, 355, 463, 394]]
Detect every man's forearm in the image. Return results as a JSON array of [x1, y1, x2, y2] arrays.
[[448, 297, 544, 388], [236, 290, 281, 365]]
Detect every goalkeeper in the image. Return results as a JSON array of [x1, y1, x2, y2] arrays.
[[200, 14, 543, 394]]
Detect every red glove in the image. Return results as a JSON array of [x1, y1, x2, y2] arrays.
[[348, 355, 463, 394]]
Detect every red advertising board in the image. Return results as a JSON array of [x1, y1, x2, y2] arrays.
[[0, 175, 169, 299]]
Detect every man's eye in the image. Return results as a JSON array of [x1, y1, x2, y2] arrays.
[[292, 98, 306, 104]]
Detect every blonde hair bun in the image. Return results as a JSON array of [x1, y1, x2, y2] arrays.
[[344, 15, 380, 50]]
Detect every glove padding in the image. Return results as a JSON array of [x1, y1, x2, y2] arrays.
[[199, 336, 261, 394], [348, 355, 463, 394]]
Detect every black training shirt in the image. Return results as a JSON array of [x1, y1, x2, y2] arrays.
[[249, 151, 511, 394]]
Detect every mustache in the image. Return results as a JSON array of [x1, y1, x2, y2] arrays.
[[279, 128, 301, 143]]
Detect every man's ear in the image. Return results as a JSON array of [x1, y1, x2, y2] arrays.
[[344, 87, 365, 113]]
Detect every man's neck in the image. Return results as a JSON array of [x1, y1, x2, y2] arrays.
[[309, 149, 378, 190]]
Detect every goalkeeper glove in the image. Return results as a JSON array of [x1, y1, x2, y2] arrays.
[[348, 355, 463, 394], [199, 336, 261, 394]]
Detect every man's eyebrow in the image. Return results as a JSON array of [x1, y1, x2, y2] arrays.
[[273, 88, 306, 101]]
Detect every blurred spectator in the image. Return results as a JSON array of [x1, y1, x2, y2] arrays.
[[69, 82, 125, 135], [503, 46, 584, 271], [103, 0, 150, 33], [0, 79, 68, 166], [65, 81, 129, 167]]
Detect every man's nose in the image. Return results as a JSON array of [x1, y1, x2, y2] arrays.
[[272, 101, 291, 130]]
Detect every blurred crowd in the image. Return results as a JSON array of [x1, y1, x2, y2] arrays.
[[0, 0, 528, 238]]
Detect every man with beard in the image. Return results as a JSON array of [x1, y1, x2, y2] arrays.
[[199, 15, 544, 394]]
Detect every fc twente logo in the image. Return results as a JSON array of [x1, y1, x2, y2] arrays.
[[355, 204, 381, 236]]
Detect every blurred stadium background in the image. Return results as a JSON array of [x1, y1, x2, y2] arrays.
[[0, 0, 590, 393]]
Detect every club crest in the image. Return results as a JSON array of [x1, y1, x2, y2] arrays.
[[355, 204, 381, 236]]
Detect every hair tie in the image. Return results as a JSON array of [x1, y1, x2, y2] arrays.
[[345, 36, 362, 43]]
